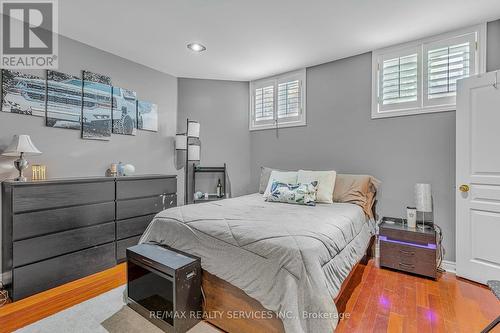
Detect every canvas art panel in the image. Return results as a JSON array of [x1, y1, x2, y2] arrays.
[[46, 70, 82, 130], [137, 100, 158, 132], [112, 87, 137, 135], [1, 70, 46, 117], [82, 71, 112, 141]]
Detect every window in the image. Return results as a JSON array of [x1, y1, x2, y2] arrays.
[[372, 24, 486, 119], [250, 69, 306, 130]]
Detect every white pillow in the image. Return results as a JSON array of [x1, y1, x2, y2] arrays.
[[297, 170, 337, 204], [263, 170, 298, 198]]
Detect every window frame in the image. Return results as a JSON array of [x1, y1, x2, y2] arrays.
[[371, 24, 486, 119], [249, 68, 306, 131]]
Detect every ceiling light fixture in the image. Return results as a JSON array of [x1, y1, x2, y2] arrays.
[[187, 43, 206, 52]]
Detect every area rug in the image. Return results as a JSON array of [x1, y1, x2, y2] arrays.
[[16, 286, 219, 333]]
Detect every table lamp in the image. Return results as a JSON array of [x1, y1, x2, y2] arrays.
[[2, 135, 42, 181], [415, 183, 432, 229]]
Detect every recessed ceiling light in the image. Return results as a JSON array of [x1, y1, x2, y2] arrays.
[[187, 43, 206, 52]]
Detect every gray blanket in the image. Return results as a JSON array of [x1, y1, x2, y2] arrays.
[[140, 193, 374, 333]]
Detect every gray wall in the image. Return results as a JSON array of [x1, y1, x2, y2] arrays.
[[249, 20, 500, 262], [176, 20, 500, 262], [0, 34, 178, 280], [250, 53, 456, 259], [0, 35, 178, 178], [487, 19, 500, 72], [177, 78, 250, 202]]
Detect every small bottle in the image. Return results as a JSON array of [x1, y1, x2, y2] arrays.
[[117, 162, 124, 177], [216, 179, 223, 198]]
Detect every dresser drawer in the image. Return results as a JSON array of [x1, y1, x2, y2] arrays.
[[380, 240, 436, 264], [116, 235, 142, 262], [116, 194, 176, 220], [116, 177, 176, 200], [13, 222, 115, 267], [380, 227, 435, 246], [117, 214, 156, 240], [12, 181, 115, 213], [13, 202, 115, 241], [380, 256, 436, 278], [12, 242, 115, 301], [380, 240, 436, 278]]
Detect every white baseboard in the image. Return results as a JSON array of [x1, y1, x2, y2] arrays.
[[441, 260, 456, 273]]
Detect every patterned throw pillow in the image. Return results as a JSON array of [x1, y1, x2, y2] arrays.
[[265, 181, 318, 206]]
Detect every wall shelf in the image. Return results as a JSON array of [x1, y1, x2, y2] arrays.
[[192, 163, 226, 204]]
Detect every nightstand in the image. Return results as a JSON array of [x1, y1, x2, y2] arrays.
[[379, 217, 437, 279]]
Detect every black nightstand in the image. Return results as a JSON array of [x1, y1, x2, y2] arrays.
[[379, 217, 437, 279]]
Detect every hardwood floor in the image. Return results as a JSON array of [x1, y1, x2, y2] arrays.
[[0, 264, 126, 333], [0, 259, 498, 333], [336, 259, 500, 333]]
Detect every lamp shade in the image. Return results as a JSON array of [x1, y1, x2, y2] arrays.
[[187, 145, 200, 161], [187, 121, 200, 138], [415, 183, 432, 212], [175, 133, 187, 150], [2, 135, 42, 157]]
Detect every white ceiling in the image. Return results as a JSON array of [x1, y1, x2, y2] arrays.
[[59, 0, 500, 81]]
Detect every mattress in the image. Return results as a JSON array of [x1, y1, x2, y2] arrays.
[[140, 193, 374, 333]]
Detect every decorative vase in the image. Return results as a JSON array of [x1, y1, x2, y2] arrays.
[[123, 164, 136, 176]]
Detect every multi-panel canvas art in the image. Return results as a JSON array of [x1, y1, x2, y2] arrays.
[[82, 71, 112, 141], [46, 70, 82, 130], [112, 87, 137, 136], [0, 69, 160, 142], [1, 70, 46, 117], [137, 100, 158, 132]]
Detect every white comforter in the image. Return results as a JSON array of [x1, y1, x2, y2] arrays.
[[140, 193, 374, 333]]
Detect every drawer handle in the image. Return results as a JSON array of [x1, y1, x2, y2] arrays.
[[399, 263, 415, 269], [399, 250, 415, 256], [141, 258, 154, 266]]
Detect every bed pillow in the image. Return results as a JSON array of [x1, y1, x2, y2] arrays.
[[297, 170, 336, 204], [263, 170, 298, 197], [265, 181, 318, 206], [333, 174, 381, 218], [259, 167, 275, 194]]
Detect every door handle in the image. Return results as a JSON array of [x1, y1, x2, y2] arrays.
[[459, 184, 470, 193]]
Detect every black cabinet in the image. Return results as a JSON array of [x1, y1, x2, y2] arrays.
[[2, 175, 177, 301], [127, 244, 201, 333]]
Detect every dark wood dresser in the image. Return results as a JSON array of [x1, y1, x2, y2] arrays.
[[116, 176, 176, 262], [1, 175, 176, 301], [379, 218, 437, 279]]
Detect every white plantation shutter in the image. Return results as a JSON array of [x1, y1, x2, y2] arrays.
[[427, 43, 470, 99], [250, 69, 306, 130], [381, 54, 418, 105], [254, 85, 274, 122], [377, 48, 421, 113], [372, 25, 484, 119], [277, 80, 300, 119], [424, 33, 476, 107]]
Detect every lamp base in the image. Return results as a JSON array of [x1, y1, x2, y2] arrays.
[[14, 176, 27, 182], [13, 155, 29, 182]]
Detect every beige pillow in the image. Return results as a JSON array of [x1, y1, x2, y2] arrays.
[[297, 170, 336, 204], [263, 170, 298, 198], [259, 167, 275, 194], [333, 174, 381, 218]]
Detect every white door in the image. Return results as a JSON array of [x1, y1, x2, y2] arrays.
[[456, 71, 500, 284]]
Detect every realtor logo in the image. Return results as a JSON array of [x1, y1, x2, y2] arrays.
[[1, 0, 58, 69]]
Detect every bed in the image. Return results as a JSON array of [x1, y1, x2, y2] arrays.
[[139, 192, 377, 333]]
